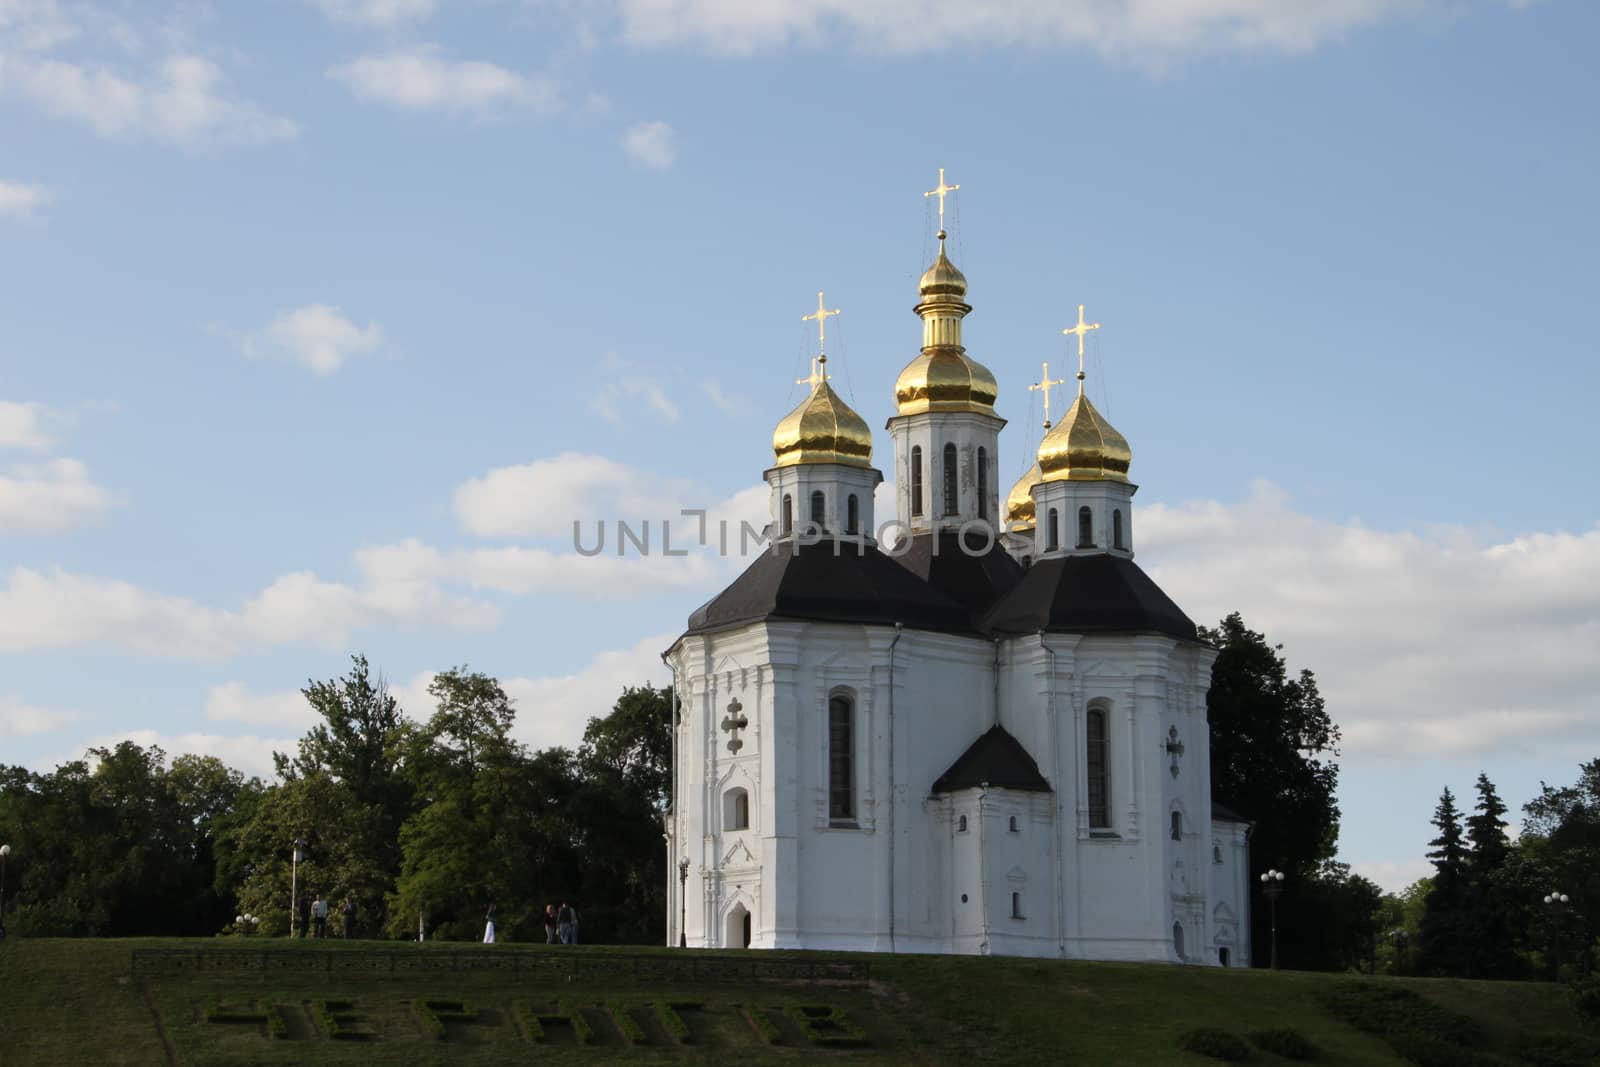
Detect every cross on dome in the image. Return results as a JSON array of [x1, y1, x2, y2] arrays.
[[1028, 361, 1066, 430], [924, 167, 960, 239], [802, 290, 841, 357], [1062, 304, 1101, 390]]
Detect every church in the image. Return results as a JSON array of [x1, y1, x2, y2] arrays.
[[662, 178, 1251, 965]]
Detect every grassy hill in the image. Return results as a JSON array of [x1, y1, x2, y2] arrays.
[[0, 937, 1593, 1065]]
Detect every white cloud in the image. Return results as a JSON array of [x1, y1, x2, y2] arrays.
[[328, 46, 559, 116], [0, 51, 299, 148], [204, 682, 318, 730], [620, 119, 676, 169], [591, 380, 681, 425], [0, 400, 55, 449], [253, 303, 384, 375], [0, 457, 115, 532], [1140, 481, 1600, 761], [0, 693, 79, 740], [0, 178, 51, 219], [310, 0, 440, 29], [701, 379, 743, 417], [612, 0, 1523, 59], [0, 563, 499, 659], [356, 536, 731, 598], [1347, 857, 1433, 895], [453, 452, 707, 539]]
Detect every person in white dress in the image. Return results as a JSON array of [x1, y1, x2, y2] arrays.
[[483, 903, 497, 944]]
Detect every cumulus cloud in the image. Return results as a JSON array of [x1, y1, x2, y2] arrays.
[[0, 563, 499, 659], [0, 693, 79, 740], [251, 304, 384, 375], [0, 179, 51, 219], [328, 46, 559, 116], [452, 452, 709, 539], [620, 119, 676, 169], [612, 0, 1525, 59], [1139, 481, 1600, 761], [0, 400, 56, 450], [0, 50, 299, 149], [310, 0, 439, 29], [0, 457, 115, 532]]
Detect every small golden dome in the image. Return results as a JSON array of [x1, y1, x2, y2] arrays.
[[772, 378, 873, 468], [1006, 462, 1042, 528], [918, 244, 967, 298], [1037, 389, 1132, 482]]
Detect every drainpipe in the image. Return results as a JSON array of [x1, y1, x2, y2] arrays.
[[978, 781, 991, 955], [887, 622, 904, 952], [661, 650, 679, 947], [1043, 631, 1065, 956]]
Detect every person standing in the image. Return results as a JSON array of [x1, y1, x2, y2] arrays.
[[297, 894, 312, 939], [483, 903, 497, 945], [341, 896, 355, 939], [557, 901, 575, 945], [543, 904, 558, 945], [312, 893, 328, 939]]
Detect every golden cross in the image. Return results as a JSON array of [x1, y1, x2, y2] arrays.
[[796, 356, 830, 389], [1062, 303, 1101, 385], [1028, 362, 1066, 429], [802, 290, 841, 355], [924, 167, 960, 233]]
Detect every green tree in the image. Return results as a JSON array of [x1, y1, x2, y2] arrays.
[[1461, 772, 1525, 978], [1199, 613, 1341, 968], [1520, 758, 1600, 977], [1416, 787, 1470, 975]]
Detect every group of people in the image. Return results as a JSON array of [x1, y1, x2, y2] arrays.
[[296, 892, 356, 939], [479, 901, 580, 945]]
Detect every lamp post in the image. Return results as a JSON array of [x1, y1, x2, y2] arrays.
[[1260, 869, 1287, 970], [289, 839, 306, 938], [1544, 891, 1570, 979], [0, 843, 11, 938], [678, 858, 690, 948]]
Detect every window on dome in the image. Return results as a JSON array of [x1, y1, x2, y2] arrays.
[[943, 444, 959, 516], [1047, 509, 1060, 551], [846, 494, 860, 535], [1077, 506, 1094, 548], [977, 447, 988, 520], [782, 495, 793, 535], [810, 491, 826, 529], [828, 692, 855, 824], [911, 447, 924, 517], [1113, 509, 1125, 550], [1086, 705, 1110, 829]]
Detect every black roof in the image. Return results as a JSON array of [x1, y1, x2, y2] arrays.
[[683, 538, 976, 637], [891, 530, 1024, 618], [1212, 801, 1251, 824], [931, 725, 1053, 794], [982, 554, 1197, 641]]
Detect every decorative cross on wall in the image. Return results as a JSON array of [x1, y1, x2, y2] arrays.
[[1166, 725, 1186, 779], [721, 698, 749, 755]]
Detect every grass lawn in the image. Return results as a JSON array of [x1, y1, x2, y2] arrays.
[[0, 937, 1592, 1065]]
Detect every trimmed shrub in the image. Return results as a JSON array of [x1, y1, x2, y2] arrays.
[[1316, 983, 1482, 1047], [202, 1000, 285, 1038], [313, 999, 374, 1041], [785, 1004, 868, 1048], [607, 1002, 646, 1045], [557, 998, 593, 1045], [1248, 1028, 1317, 1060], [412, 998, 477, 1040], [743, 1004, 782, 1045], [1177, 1028, 1250, 1062], [1386, 1033, 1512, 1067], [653, 1000, 699, 1043]]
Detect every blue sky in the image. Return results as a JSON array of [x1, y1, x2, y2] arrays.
[[2, 0, 1596, 893]]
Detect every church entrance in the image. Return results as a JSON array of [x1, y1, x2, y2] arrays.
[[725, 903, 751, 948]]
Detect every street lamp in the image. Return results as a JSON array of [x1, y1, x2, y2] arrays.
[[289, 839, 306, 938], [0, 843, 11, 939], [1260, 869, 1287, 970], [678, 858, 690, 948], [1544, 891, 1570, 979]]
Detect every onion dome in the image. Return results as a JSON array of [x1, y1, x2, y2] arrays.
[[1006, 462, 1042, 528], [1036, 388, 1132, 482], [893, 239, 998, 417], [772, 376, 873, 468]]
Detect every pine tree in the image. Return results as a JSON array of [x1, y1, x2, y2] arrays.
[[1416, 787, 1470, 975], [1461, 772, 1523, 977], [1466, 772, 1510, 874]]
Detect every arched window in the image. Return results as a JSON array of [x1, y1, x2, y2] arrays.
[[1011, 892, 1024, 919], [1046, 508, 1060, 551], [723, 787, 750, 831], [1218, 947, 1230, 967], [1077, 506, 1094, 548], [846, 494, 859, 535], [1170, 811, 1182, 841], [1214, 844, 1224, 864], [1113, 509, 1125, 550], [957, 814, 968, 832], [1008, 815, 1019, 833], [1173, 922, 1186, 960], [828, 693, 854, 824], [977, 447, 988, 520], [910, 447, 924, 517], [810, 491, 826, 529], [1086, 706, 1110, 829], [943, 443, 959, 516], [781, 495, 793, 535]]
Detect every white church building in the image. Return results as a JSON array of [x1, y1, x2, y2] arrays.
[[662, 194, 1252, 965]]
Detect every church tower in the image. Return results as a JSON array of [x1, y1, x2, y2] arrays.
[[887, 172, 1004, 538]]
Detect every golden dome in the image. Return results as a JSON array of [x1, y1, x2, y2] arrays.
[[893, 240, 998, 417], [772, 378, 873, 468], [1006, 462, 1042, 528], [918, 244, 968, 298], [1037, 389, 1132, 482]]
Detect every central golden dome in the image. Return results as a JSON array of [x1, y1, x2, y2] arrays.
[[893, 241, 998, 417], [772, 377, 873, 468], [1037, 389, 1131, 482], [1006, 462, 1042, 528]]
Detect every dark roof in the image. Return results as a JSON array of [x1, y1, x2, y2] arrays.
[[931, 725, 1053, 794], [1212, 801, 1250, 824], [982, 554, 1197, 641], [890, 530, 1024, 618], [683, 538, 976, 637]]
